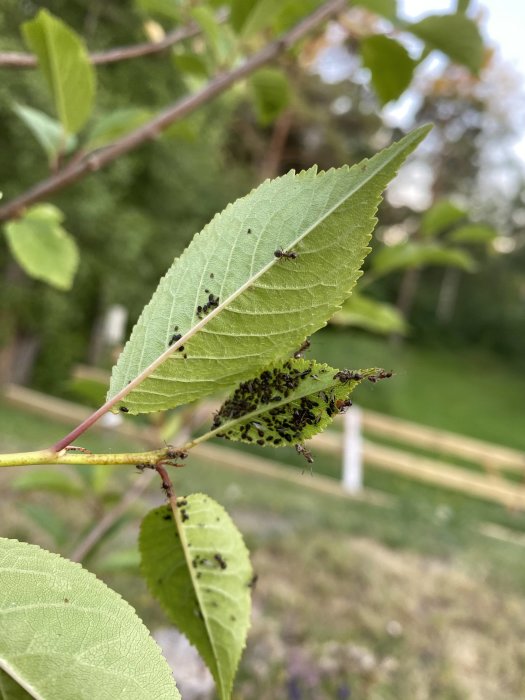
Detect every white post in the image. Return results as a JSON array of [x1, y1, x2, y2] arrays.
[[342, 406, 363, 494]]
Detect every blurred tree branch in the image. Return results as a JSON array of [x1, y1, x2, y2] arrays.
[[0, 17, 210, 69], [0, 0, 346, 223]]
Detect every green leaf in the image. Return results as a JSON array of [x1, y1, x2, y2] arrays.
[[0, 538, 180, 699], [354, 0, 397, 21], [235, 0, 287, 36], [135, 0, 182, 21], [174, 51, 209, 78], [85, 108, 152, 150], [330, 293, 408, 335], [456, 0, 471, 13], [191, 7, 236, 67], [107, 125, 431, 414], [447, 223, 497, 245], [421, 199, 467, 237], [212, 359, 384, 445], [409, 13, 484, 74], [0, 668, 33, 699], [12, 103, 77, 164], [140, 497, 252, 700], [360, 35, 417, 105], [372, 242, 476, 274], [259, 0, 321, 35], [22, 9, 96, 134], [249, 68, 291, 125], [11, 469, 83, 496], [3, 204, 79, 290], [230, 0, 258, 32]]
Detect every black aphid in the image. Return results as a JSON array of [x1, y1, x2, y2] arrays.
[[334, 369, 363, 383], [169, 333, 182, 346], [119, 406, 129, 413], [214, 553, 227, 570]]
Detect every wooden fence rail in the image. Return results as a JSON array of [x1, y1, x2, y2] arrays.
[[4, 381, 525, 508]]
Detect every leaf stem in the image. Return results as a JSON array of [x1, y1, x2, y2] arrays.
[[0, 446, 168, 468]]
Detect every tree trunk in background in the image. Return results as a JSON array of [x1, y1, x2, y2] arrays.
[[390, 267, 421, 346], [0, 262, 27, 386], [436, 266, 462, 324], [259, 110, 293, 180]]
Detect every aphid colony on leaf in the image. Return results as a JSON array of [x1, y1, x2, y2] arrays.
[[210, 361, 394, 464], [211, 361, 343, 448], [197, 292, 220, 319]]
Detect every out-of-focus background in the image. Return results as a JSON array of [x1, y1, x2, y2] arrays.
[[1, 1, 525, 698]]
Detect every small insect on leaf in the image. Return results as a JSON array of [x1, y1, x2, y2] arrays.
[[274, 247, 298, 260]]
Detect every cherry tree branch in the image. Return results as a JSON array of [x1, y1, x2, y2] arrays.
[[0, 0, 346, 224], [0, 19, 206, 69]]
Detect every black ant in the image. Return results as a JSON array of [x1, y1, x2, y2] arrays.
[[368, 369, 393, 383], [295, 443, 314, 464], [274, 248, 298, 260], [336, 398, 353, 413], [293, 338, 311, 359]]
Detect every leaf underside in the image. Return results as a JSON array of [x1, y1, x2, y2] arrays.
[[211, 358, 386, 446], [140, 496, 253, 700], [0, 538, 180, 699], [108, 126, 431, 414]]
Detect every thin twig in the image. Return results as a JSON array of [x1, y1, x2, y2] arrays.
[[0, 0, 346, 224], [0, 18, 208, 69], [69, 418, 196, 562], [69, 469, 155, 562]]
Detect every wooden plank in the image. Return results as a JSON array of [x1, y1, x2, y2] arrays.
[[360, 409, 525, 473], [312, 429, 525, 508], [478, 523, 525, 548], [4, 383, 92, 425], [72, 364, 111, 385], [193, 443, 393, 508], [363, 441, 525, 509], [2, 383, 159, 446]]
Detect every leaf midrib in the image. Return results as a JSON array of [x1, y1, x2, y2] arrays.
[[0, 659, 42, 700], [172, 500, 227, 698]]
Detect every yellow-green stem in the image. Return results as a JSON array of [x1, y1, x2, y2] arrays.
[[0, 447, 168, 468], [0, 427, 222, 468]]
